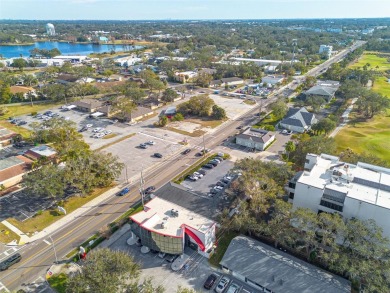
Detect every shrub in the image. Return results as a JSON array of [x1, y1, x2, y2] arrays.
[[35, 210, 43, 216], [263, 125, 275, 131], [31, 111, 38, 116]]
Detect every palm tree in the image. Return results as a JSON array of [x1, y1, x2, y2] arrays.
[[285, 141, 296, 161]]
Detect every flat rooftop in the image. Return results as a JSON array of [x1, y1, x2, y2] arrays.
[[130, 196, 215, 237], [29, 145, 57, 157], [221, 236, 350, 293], [298, 154, 390, 210]]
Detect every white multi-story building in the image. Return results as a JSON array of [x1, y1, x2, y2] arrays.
[[289, 153, 390, 240], [46, 23, 55, 36], [319, 45, 333, 59]]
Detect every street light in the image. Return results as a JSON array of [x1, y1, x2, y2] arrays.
[[49, 235, 58, 264]]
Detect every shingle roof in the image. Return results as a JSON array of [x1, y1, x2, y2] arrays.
[[280, 107, 316, 128], [0, 155, 33, 183], [306, 85, 338, 97], [73, 99, 104, 110], [220, 236, 350, 293]]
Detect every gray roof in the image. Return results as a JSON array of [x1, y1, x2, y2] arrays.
[[220, 236, 350, 293], [280, 107, 316, 128], [221, 77, 243, 83], [236, 128, 275, 144], [306, 85, 338, 97], [154, 182, 216, 220], [73, 99, 103, 110], [0, 156, 24, 171]]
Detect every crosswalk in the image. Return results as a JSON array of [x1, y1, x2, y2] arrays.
[[192, 145, 211, 152], [0, 282, 9, 293], [0, 246, 21, 262], [23, 276, 52, 293]]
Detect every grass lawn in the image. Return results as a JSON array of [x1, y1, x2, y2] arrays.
[[253, 113, 280, 129], [0, 222, 20, 244], [102, 133, 118, 140], [209, 230, 239, 267], [349, 53, 390, 71], [243, 99, 256, 105], [372, 76, 390, 97], [0, 121, 32, 138], [1, 103, 61, 120], [334, 110, 390, 162], [7, 185, 114, 234], [48, 273, 67, 293]]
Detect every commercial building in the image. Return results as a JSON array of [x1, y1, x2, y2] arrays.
[[319, 45, 333, 59], [279, 107, 317, 133], [0, 156, 33, 188], [305, 80, 340, 102], [24, 145, 57, 162], [261, 75, 284, 86], [46, 23, 55, 36], [129, 196, 216, 257], [220, 236, 350, 293], [53, 55, 88, 63], [210, 77, 244, 88], [174, 71, 198, 83], [289, 153, 390, 240], [0, 128, 17, 149], [235, 128, 275, 151]]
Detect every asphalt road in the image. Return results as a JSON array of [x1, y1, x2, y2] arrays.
[[0, 41, 366, 292]]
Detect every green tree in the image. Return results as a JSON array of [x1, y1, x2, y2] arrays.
[[303, 76, 316, 89], [284, 141, 296, 161], [312, 118, 337, 135], [112, 96, 137, 122], [177, 94, 215, 117], [158, 116, 169, 126], [195, 72, 213, 87], [211, 105, 227, 120], [11, 58, 28, 71], [66, 248, 140, 293], [161, 88, 179, 103], [22, 165, 66, 199], [173, 113, 184, 121], [270, 100, 288, 119], [0, 81, 11, 104]]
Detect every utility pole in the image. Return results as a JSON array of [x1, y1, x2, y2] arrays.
[[139, 166, 145, 209], [49, 235, 58, 264], [125, 165, 129, 184], [291, 39, 298, 67], [202, 133, 206, 156]]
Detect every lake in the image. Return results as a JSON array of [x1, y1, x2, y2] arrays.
[[0, 41, 143, 59]]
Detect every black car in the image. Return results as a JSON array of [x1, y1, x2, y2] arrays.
[[17, 121, 27, 126], [216, 181, 226, 187], [203, 273, 218, 290], [195, 152, 203, 157], [209, 161, 218, 167], [0, 253, 22, 271], [79, 127, 88, 132], [203, 164, 214, 169], [182, 149, 191, 155], [145, 186, 155, 194], [154, 153, 163, 158]]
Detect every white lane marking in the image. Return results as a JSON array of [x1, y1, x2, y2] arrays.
[[43, 239, 51, 245], [3, 251, 9, 256], [0, 282, 10, 292]]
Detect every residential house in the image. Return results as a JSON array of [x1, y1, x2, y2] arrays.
[[279, 107, 317, 133], [305, 80, 340, 102], [289, 153, 390, 241], [220, 235, 350, 293], [0, 156, 33, 188], [174, 71, 198, 83], [9, 86, 37, 100], [235, 128, 275, 151]]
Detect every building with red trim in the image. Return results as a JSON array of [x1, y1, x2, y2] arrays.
[[130, 196, 216, 257]]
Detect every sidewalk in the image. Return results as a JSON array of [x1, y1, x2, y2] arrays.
[[329, 98, 358, 138]]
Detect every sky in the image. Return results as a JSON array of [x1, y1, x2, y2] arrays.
[[1, 0, 390, 20]]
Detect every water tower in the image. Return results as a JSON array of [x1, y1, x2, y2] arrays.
[[46, 23, 56, 36]]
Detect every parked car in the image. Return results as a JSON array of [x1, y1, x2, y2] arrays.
[[145, 186, 155, 194], [188, 175, 199, 181], [226, 283, 240, 293], [118, 187, 130, 196], [86, 124, 93, 128], [209, 161, 219, 167], [210, 188, 219, 194], [195, 152, 203, 157], [139, 143, 148, 149], [79, 126, 88, 132], [198, 169, 206, 175], [182, 149, 191, 155], [281, 129, 288, 134], [158, 252, 166, 259], [215, 276, 230, 293], [147, 140, 156, 145], [287, 130, 293, 135], [193, 172, 203, 178], [216, 181, 226, 187], [204, 273, 218, 290], [93, 127, 104, 133], [240, 288, 252, 293], [0, 253, 22, 271], [203, 164, 214, 169], [17, 121, 27, 126], [214, 186, 223, 191], [154, 153, 163, 158], [104, 130, 112, 135]]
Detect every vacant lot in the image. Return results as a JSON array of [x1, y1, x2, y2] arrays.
[[349, 53, 390, 71]]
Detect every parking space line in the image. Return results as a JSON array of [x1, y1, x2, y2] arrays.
[[3, 251, 9, 256], [0, 282, 10, 292]]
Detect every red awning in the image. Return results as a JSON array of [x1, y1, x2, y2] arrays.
[[184, 227, 205, 251]]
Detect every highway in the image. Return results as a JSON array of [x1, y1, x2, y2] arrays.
[[0, 41, 365, 292]]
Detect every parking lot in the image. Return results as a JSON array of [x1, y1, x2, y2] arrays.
[[181, 159, 235, 196], [102, 133, 183, 182], [0, 190, 55, 222], [209, 95, 254, 120], [109, 230, 259, 292]]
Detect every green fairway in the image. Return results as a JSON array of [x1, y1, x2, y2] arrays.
[[334, 110, 390, 162], [373, 76, 390, 97], [349, 53, 390, 72]]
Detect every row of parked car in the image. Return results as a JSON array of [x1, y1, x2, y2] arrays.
[[9, 118, 27, 126], [187, 155, 224, 182], [204, 274, 252, 293]]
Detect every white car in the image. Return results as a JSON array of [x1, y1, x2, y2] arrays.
[[93, 127, 104, 133], [147, 140, 156, 145], [226, 283, 240, 293], [214, 186, 224, 191], [281, 129, 288, 134], [193, 172, 203, 178], [215, 276, 230, 293], [94, 133, 105, 138], [104, 130, 112, 135], [86, 124, 93, 128]]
